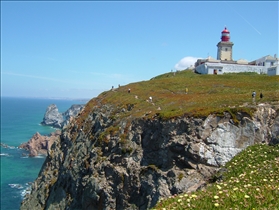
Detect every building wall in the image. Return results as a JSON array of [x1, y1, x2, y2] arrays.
[[253, 56, 276, 67], [217, 47, 232, 61], [267, 66, 279, 75], [195, 62, 267, 75], [217, 42, 233, 61]]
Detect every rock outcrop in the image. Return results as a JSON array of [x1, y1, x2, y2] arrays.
[[20, 103, 279, 210], [41, 104, 64, 128], [41, 104, 85, 128], [19, 131, 61, 157]]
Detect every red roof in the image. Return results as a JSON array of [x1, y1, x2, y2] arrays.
[[222, 27, 230, 33]]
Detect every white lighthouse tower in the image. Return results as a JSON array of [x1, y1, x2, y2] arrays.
[[217, 27, 234, 61]]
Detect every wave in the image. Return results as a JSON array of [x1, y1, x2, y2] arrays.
[[20, 154, 46, 158], [21, 188, 31, 198], [34, 155, 45, 158], [0, 153, 9, 156], [9, 184, 24, 189], [21, 183, 32, 198], [0, 143, 17, 149], [9, 183, 32, 198]]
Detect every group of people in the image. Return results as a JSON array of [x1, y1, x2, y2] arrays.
[[127, 88, 153, 103], [252, 91, 263, 99], [125, 88, 263, 104]]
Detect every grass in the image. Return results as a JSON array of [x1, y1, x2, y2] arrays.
[[152, 143, 279, 210], [82, 70, 279, 123]]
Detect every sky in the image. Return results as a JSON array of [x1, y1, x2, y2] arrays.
[[1, 1, 278, 99]]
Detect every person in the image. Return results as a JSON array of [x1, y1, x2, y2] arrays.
[[128, 88, 131, 93], [252, 91, 256, 104], [260, 92, 263, 99], [252, 91, 256, 98], [149, 96, 152, 102]]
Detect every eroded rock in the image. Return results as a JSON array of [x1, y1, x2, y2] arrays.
[[20, 103, 279, 210]]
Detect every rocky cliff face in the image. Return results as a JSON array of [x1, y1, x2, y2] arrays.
[[20, 103, 279, 210], [41, 104, 85, 128], [19, 131, 61, 157]]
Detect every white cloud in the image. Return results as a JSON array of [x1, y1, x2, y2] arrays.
[[174, 56, 201, 70]]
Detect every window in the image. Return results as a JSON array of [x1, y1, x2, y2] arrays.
[[225, 48, 228, 51]]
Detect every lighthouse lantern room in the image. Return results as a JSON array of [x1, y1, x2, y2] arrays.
[[217, 27, 234, 61]]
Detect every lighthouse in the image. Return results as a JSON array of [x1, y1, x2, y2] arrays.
[[217, 27, 234, 61]]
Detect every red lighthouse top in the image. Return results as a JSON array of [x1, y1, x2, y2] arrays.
[[221, 27, 230, 42]]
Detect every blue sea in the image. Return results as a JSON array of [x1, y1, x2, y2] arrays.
[[0, 97, 88, 210]]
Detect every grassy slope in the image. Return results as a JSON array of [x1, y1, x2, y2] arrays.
[[152, 143, 279, 210], [84, 70, 279, 121], [75, 70, 278, 137]]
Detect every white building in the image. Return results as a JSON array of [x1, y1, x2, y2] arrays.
[[249, 55, 277, 67], [195, 27, 279, 75]]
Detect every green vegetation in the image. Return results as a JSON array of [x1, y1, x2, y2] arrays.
[[152, 143, 279, 209], [83, 70, 279, 122]]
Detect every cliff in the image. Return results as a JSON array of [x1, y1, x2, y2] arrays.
[[20, 71, 279, 209], [20, 102, 279, 209]]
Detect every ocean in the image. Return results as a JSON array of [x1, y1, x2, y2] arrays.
[[0, 97, 88, 210]]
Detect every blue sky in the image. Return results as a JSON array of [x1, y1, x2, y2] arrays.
[[1, 1, 278, 99]]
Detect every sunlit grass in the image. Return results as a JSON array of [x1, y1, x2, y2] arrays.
[[152, 143, 279, 210], [84, 70, 278, 121]]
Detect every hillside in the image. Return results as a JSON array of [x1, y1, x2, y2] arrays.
[[84, 70, 279, 119], [20, 70, 279, 210], [153, 143, 279, 209]]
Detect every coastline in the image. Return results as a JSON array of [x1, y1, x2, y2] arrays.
[[1, 97, 85, 209]]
